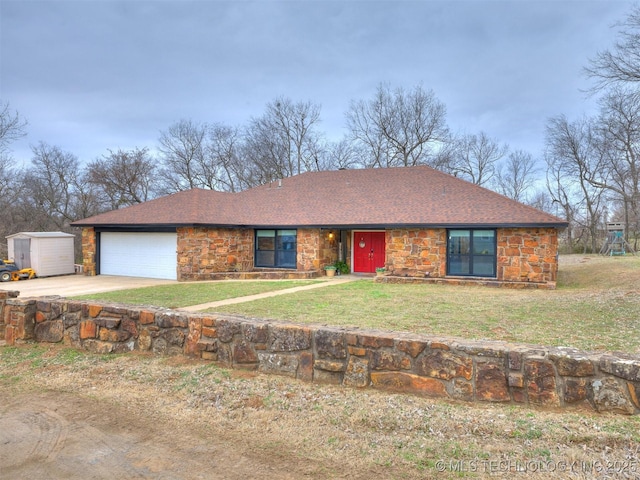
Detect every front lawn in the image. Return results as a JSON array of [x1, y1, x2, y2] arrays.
[[74, 255, 640, 353], [73, 280, 321, 308]]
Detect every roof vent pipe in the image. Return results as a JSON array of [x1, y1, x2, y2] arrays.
[[278, 179, 282, 188]]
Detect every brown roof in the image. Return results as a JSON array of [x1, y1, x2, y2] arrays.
[[72, 166, 567, 229]]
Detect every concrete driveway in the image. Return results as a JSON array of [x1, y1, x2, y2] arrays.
[[0, 274, 177, 299]]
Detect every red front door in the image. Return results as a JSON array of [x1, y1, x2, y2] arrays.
[[353, 232, 386, 273]]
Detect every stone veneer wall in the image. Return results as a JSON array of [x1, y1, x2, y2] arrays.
[[2, 291, 639, 416], [81, 227, 97, 276], [177, 227, 254, 280], [385, 227, 559, 287], [80, 227, 337, 281]]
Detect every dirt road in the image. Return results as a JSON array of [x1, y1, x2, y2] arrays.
[[0, 391, 309, 480]]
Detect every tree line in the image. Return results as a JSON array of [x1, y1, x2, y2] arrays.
[[1, 6, 639, 258]]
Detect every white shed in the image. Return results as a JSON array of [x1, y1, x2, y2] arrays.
[[6, 232, 76, 277]]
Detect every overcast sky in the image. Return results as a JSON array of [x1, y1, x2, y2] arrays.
[[0, 0, 635, 167]]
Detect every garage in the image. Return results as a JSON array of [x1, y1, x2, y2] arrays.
[[99, 232, 177, 280]]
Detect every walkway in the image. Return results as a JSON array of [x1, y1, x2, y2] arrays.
[[180, 275, 361, 312]]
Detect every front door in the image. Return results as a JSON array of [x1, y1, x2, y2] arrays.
[[353, 232, 385, 273]]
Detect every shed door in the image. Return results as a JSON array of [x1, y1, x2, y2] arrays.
[[14, 238, 31, 269], [100, 232, 177, 280], [353, 232, 385, 273]]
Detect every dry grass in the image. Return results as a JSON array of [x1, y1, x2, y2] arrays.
[[2, 344, 640, 479]]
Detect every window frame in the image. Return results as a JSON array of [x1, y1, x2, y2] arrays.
[[446, 228, 497, 278], [254, 229, 297, 269]]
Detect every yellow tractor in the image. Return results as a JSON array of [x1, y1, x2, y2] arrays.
[[0, 259, 37, 282]]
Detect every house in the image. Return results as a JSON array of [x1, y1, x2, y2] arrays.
[[72, 166, 568, 287]]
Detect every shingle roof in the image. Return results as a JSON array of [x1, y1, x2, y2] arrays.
[[72, 166, 567, 228]]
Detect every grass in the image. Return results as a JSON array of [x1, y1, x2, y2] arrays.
[[73, 255, 640, 353], [2, 343, 640, 478], [212, 255, 640, 353], [73, 280, 320, 308]]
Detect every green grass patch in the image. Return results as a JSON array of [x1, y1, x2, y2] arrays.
[[73, 280, 321, 308], [68, 256, 640, 353]]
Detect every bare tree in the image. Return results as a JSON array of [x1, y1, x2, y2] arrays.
[[87, 147, 157, 209], [18, 142, 81, 230], [449, 131, 508, 186], [585, 6, 640, 92], [345, 83, 449, 168], [323, 138, 360, 171], [157, 119, 207, 192], [495, 150, 538, 202], [545, 115, 606, 253], [205, 123, 243, 192], [594, 89, 640, 244], [243, 97, 323, 184], [0, 101, 27, 154]]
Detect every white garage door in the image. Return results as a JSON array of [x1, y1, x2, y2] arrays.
[[100, 232, 177, 280]]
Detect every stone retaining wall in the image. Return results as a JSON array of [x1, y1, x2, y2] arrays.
[[1, 291, 639, 415]]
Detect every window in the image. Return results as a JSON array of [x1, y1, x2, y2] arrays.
[[255, 229, 297, 268], [447, 229, 496, 277]]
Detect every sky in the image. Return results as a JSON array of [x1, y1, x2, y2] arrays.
[[0, 0, 635, 167]]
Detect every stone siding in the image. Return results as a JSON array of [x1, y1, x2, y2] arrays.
[[385, 227, 559, 287], [497, 228, 558, 284], [81, 227, 97, 276], [2, 294, 638, 416], [177, 227, 254, 280], [81, 226, 557, 286]]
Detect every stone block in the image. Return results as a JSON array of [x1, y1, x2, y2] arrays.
[[83, 339, 114, 354], [348, 346, 367, 356], [298, 351, 314, 382], [98, 329, 132, 343], [476, 362, 510, 402], [258, 352, 299, 377], [599, 355, 640, 382], [370, 372, 447, 398], [314, 359, 346, 372], [451, 379, 473, 401], [525, 359, 559, 406], [79, 320, 97, 340], [156, 312, 188, 329], [88, 304, 103, 318], [628, 382, 640, 409], [508, 372, 524, 388], [415, 350, 473, 380], [234, 340, 258, 364], [139, 310, 155, 325], [457, 341, 506, 358], [34, 320, 64, 343], [201, 327, 217, 338], [242, 322, 269, 344], [315, 329, 347, 359], [549, 348, 595, 376], [94, 317, 121, 329], [355, 333, 395, 349], [137, 329, 152, 351], [590, 378, 636, 415], [121, 318, 138, 337], [269, 324, 311, 352], [343, 356, 369, 388], [564, 378, 589, 404], [370, 350, 410, 371], [216, 318, 241, 342], [397, 339, 427, 358]]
